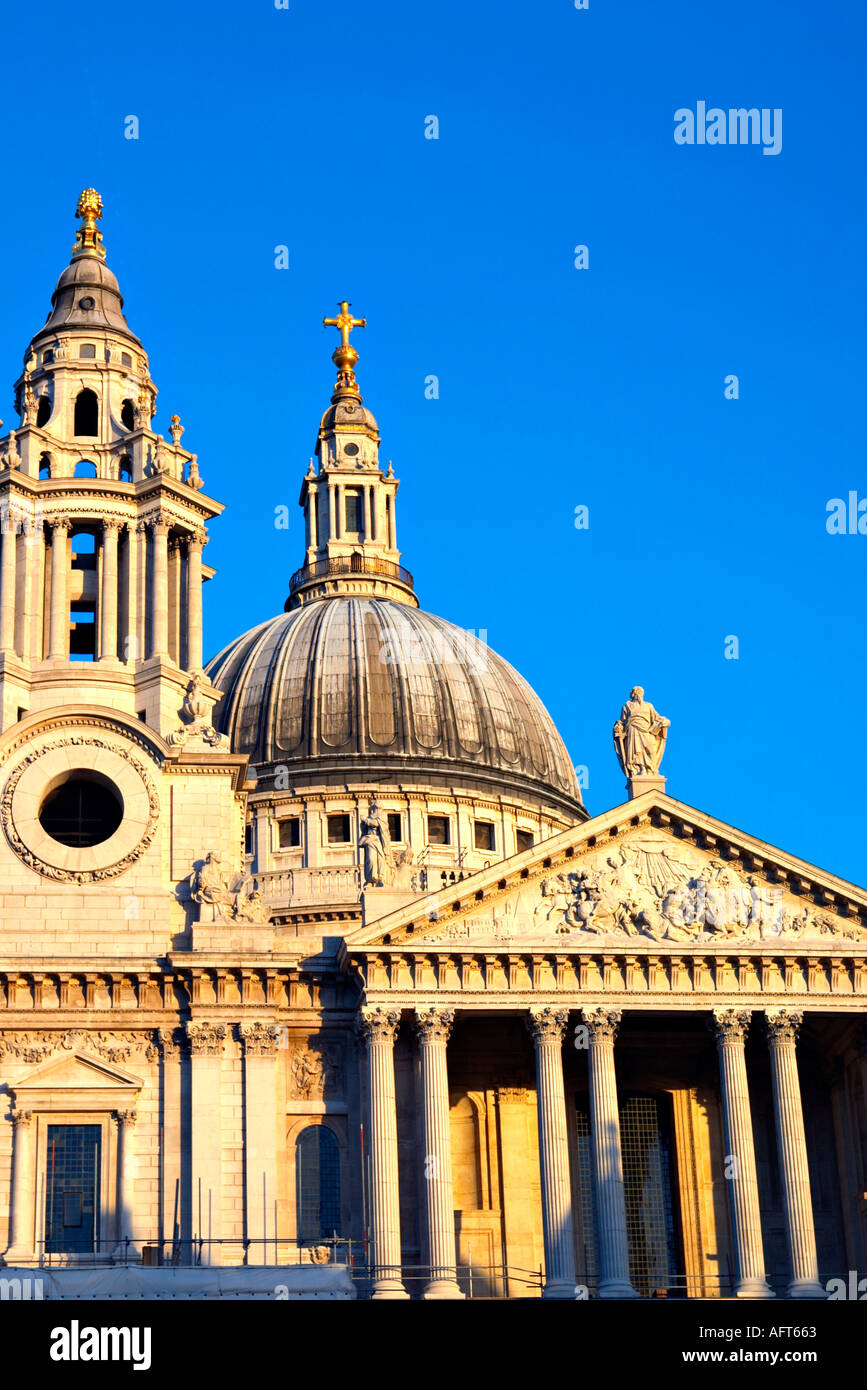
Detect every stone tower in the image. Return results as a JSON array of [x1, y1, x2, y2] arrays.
[[0, 189, 224, 736]]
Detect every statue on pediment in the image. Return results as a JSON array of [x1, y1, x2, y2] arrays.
[[188, 851, 235, 921], [613, 687, 670, 777]]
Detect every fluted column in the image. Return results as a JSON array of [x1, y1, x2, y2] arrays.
[[359, 1007, 409, 1299], [765, 1010, 825, 1298], [4, 1109, 36, 1263], [149, 515, 169, 659], [186, 529, 205, 671], [186, 1021, 226, 1265], [583, 1007, 639, 1299], [48, 518, 70, 659], [711, 1008, 773, 1298], [114, 1109, 137, 1255], [0, 510, 17, 652], [528, 1006, 577, 1299], [414, 1007, 463, 1299], [99, 519, 121, 661]]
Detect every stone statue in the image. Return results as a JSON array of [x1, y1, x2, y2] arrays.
[[1, 431, 21, 473], [233, 876, 268, 923], [168, 671, 226, 749], [613, 686, 670, 777], [360, 799, 396, 887], [188, 852, 235, 922]]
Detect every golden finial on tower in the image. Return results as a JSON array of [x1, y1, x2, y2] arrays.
[[323, 300, 367, 399], [72, 188, 106, 260]]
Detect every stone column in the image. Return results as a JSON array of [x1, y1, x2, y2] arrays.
[[414, 1007, 463, 1299], [186, 530, 205, 672], [583, 1007, 639, 1299], [239, 1022, 280, 1265], [765, 1010, 825, 1298], [328, 485, 336, 544], [99, 519, 121, 661], [149, 515, 169, 659], [528, 1006, 577, 1299], [48, 518, 70, 659], [711, 1008, 773, 1298], [336, 484, 344, 540], [186, 1021, 226, 1265], [362, 485, 370, 541], [358, 1007, 408, 1299], [114, 1109, 137, 1256], [4, 1108, 36, 1263], [0, 510, 17, 652]]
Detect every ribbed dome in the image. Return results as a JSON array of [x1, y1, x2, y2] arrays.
[[206, 598, 583, 814], [318, 398, 379, 437]]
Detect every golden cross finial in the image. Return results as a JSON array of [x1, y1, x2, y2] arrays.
[[323, 301, 367, 349], [72, 188, 106, 260]]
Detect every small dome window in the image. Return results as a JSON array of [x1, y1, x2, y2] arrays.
[[74, 460, 97, 479], [79, 343, 97, 359], [121, 399, 135, 431], [74, 388, 98, 436], [121, 352, 132, 368], [36, 396, 52, 428], [344, 443, 359, 456], [42, 349, 55, 365], [78, 297, 96, 312]]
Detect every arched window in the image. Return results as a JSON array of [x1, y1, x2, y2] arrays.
[[295, 1125, 341, 1241], [36, 396, 52, 428], [121, 399, 135, 431], [118, 455, 132, 482], [121, 352, 132, 368], [38, 454, 52, 480], [74, 389, 98, 437], [74, 460, 97, 479], [79, 344, 96, 359], [42, 349, 55, 365]]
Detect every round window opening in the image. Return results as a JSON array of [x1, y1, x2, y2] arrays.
[[344, 443, 359, 456], [38, 770, 123, 848]]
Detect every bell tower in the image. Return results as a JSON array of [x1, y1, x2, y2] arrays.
[[0, 190, 225, 735], [287, 302, 417, 610]]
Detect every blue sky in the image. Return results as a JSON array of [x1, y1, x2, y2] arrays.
[[2, 0, 865, 881]]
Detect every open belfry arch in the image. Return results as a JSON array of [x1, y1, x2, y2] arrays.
[[0, 194, 863, 1300]]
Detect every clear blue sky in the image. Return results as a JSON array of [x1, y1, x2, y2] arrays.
[[2, 0, 865, 882]]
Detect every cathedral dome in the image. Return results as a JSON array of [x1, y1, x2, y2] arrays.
[[205, 598, 583, 815]]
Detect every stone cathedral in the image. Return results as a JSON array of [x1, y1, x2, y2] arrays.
[[0, 192, 864, 1301]]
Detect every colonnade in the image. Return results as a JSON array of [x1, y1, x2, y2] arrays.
[[358, 1004, 826, 1301], [0, 513, 205, 667]]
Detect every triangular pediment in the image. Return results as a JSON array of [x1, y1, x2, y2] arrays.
[[11, 1051, 143, 1093], [344, 792, 867, 954]]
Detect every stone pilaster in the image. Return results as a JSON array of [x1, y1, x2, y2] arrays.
[[711, 1008, 773, 1298], [0, 513, 16, 652], [765, 1010, 825, 1298], [186, 1020, 226, 1265], [527, 1006, 577, 1299], [582, 1007, 639, 1299], [149, 516, 169, 659], [114, 1108, 137, 1256], [186, 530, 205, 672], [414, 1007, 463, 1299], [358, 1007, 408, 1299], [99, 519, 121, 661], [3, 1109, 35, 1263], [239, 1022, 280, 1265]]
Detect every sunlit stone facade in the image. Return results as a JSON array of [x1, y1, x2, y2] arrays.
[[0, 196, 863, 1299]]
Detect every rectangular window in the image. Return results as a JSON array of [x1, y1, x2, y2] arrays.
[[79, 344, 96, 359], [344, 491, 362, 533], [45, 1124, 101, 1255], [516, 829, 534, 854], [69, 603, 96, 661], [244, 825, 254, 855], [474, 820, 495, 852], [279, 817, 301, 848], [327, 813, 351, 844], [427, 815, 450, 846], [387, 812, 402, 842]]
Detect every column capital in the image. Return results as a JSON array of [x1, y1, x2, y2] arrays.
[[10, 1108, 33, 1129], [147, 512, 170, 536], [413, 1007, 454, 1044], [102, 517, 124, 535], [527, 1006, 569, 1045], [582, 1006, 622, 1043], [711, 1007, 752, 1045], [188, 528, 207, 550], [765, 1008, 803, 1047], [185, 1020, 227, 1056], [116, 1109, 137, 1128], [238, 1021, 281, 1056], [49, 516, 71, 534], [358, 1005, 401, 1045]]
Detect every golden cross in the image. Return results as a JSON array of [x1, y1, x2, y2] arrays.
[[323, 301, 366, 349]]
